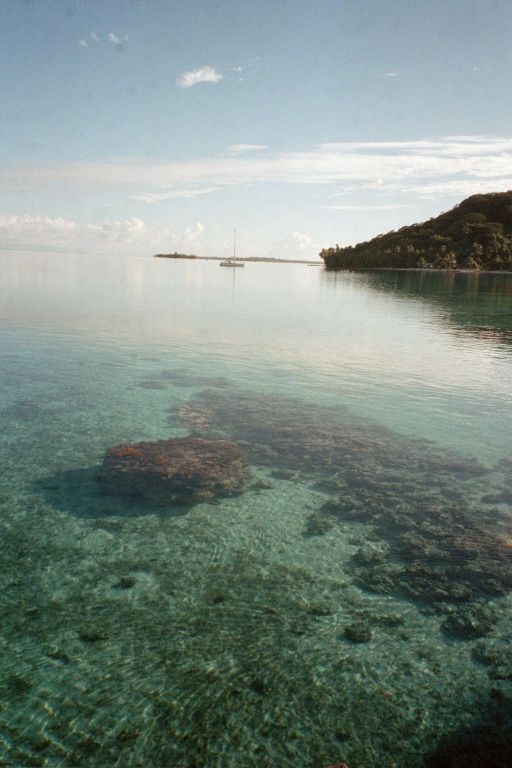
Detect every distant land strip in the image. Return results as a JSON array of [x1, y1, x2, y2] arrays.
[[154, 253, 323, 265]]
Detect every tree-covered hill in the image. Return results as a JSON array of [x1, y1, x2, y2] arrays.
[[321, 191, 512, 271]]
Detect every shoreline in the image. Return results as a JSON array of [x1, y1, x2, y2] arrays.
[[154, 255, 512, 273], [325, 266, 512, 275]]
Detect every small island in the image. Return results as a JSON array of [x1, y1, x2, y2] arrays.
[[154, 251, 198, 259], [321, 191, 512, 271]]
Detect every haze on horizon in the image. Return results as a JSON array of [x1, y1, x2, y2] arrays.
[[1, 0, 512, 260]]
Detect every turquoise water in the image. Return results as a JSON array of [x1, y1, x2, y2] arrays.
[[1, 252, 512, 767]]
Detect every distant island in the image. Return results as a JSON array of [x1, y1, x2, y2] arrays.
[[321, 191, 512, 271], [154, 251, 198, 259], [154, 253, 322, 265]]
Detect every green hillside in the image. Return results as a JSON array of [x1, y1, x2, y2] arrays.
[[321, 191, 512, 271]]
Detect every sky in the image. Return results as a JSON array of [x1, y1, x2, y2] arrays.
[[1, 0, 512, 259]]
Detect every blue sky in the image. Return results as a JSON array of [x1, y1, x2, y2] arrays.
[[1, 0, 512, 258]]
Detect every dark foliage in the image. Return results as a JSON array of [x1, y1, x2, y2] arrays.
[[321, 191, 512, 271]]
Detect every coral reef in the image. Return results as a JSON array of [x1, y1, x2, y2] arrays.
[[176, 390, 512, 619], [99, 436, 250, 504]]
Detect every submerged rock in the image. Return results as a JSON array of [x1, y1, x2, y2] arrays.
[[159, 368, 230, 388], [270, 468, 298, 480], [354, 564, 400, 595], [114, 576, 136, 590], [442, 601, 499, 640], [251, 477, 274, 491], [352, 543, 389, 566], [305, 511, 336, 536], [176, 402, 216, 434], [99, 437, 250, 504], [343, 621, 373, 644], [472, 639, 512, 678], [78, 629, 109, 643]]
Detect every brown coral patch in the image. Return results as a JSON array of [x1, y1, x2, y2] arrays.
[[100, 437, 250, 504]]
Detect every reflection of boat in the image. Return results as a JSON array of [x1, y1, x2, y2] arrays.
[[220, 229, 245, 267]]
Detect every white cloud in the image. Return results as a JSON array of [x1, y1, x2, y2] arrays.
[[229, 144, 268, 153], [82, 31, 127, 49], [182, 222, 204, 244], [130, 187, 219, 204], [176, 66, 223, 88], [401, 178, 512, 197], [290, 231, 314, 250], [313, 138, 512, 156], [107, 32, 128, 48], [379, 71, 398, 77], [266, 231, 319, 260], [322, 204, 413, 211]]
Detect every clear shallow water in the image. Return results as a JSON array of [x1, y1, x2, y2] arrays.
[[1, 252, 512, 767]]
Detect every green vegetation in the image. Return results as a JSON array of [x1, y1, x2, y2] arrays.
[[321, 191, 512, 271]]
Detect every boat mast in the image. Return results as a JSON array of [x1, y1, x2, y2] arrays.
[[233, 228, 236, 262]]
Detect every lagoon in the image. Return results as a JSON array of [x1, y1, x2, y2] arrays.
[[1, 251, 512, 767]]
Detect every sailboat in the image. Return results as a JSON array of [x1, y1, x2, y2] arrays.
[[220, 229, 245, 267]]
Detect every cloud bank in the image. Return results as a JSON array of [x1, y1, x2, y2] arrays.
[[0, 214, 212, 257], [3, 136, 511, 201], [0, 214, 148, 254]]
